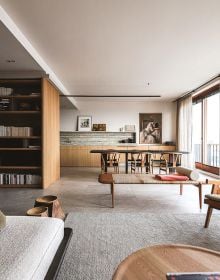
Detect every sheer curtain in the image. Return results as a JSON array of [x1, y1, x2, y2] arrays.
[[177, 95, 193, 168]]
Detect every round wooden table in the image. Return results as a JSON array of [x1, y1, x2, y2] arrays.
[[113, 244, 220, 280]]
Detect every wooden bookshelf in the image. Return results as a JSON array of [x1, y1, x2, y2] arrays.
[[0, 184, 41, 188], [0, 136, 40, 139], [0, 148, 41, 151], [0, 78, 60, 188], [0, 95, 41, 99], [0, 111, 40, 114], [0, 166, 41, 170]]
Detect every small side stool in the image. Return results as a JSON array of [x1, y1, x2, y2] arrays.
[[34, 195, 65, 220], [26, 206, 48, 217]]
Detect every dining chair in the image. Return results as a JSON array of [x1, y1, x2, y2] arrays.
[[159, 152, 182, 174], [204, 179, 220, 228], [101, 152, 120, 173], [130, 152, 151, 173]]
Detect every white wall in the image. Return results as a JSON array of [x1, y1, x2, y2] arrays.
[[60, 100, 176, 143]]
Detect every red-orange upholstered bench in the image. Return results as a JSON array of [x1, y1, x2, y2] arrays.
[[98, 173, 203, 208]]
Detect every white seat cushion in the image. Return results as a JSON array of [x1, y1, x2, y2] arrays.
[[0, 216, 64, 280]]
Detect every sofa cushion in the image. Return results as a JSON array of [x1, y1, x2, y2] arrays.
[[0, 216, 64, 280], [0, 210, 6, 230]]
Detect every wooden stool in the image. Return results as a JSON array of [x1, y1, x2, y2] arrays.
[[26, 206, 48, 217], [34, 195, 65, 220]]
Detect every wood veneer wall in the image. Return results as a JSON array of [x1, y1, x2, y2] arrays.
[[42, 79, 60, 188]]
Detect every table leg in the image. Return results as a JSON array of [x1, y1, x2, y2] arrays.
[[125, 153, 128, 174], [103, 153, 108, 173], [180, 184, 183, 195], [198, 183, 202, 209], [111, 182, 115, 208]]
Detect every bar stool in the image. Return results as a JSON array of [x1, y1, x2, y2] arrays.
[[26, 206, 48, 217], [34, 195, 65, 220]]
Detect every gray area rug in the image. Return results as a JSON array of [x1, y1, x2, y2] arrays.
[[57, 212, 220, 280]]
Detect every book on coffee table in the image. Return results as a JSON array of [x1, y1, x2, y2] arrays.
[[166, 272, 220, 280]]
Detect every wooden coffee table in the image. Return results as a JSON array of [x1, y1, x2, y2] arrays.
[[113, 244, 220, 280]]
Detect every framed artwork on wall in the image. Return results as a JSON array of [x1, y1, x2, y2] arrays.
[[139, 113, 162, 144], [92, 124, 106, 131], [124, 125, 135, 132], [77, 116, 92, 131]]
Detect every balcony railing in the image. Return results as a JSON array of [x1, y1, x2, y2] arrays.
[[194, 143, 220, 167]]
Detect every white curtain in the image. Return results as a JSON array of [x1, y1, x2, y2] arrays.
[[177, 95, 193, 168]]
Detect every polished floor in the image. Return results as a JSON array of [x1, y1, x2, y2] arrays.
[[0, 167, 215, 216]]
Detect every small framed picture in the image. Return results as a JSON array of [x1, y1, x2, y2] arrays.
[[124, 125, 135, 132], [77, 116, 92, 131]]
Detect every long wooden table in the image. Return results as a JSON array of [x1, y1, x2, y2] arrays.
[[99, 173, 203, 208], [113, 244, 220, 280], [90, 149, 189, 174]]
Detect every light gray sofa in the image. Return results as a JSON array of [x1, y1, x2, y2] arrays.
[[0, 216, 64, 280]]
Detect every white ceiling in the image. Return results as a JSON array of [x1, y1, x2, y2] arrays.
[[0, 21, 41, 71], [0, 0, 220, 101]]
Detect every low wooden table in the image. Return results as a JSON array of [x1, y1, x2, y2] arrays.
[[99, 173, 203, 208], [113, 244, 220, 280]]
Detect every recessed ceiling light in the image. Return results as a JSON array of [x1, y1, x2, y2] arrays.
[[147, 82, 150, 86], [6, 59, 15, 63]]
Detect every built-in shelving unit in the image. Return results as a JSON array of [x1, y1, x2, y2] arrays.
[[60, 131, 136, 146], [0, 78, 60, 188]]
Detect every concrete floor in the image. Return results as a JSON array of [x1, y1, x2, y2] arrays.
[[0, 167, 215, 216]]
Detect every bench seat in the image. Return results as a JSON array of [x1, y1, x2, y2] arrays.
[[99, 173, 202, 208]]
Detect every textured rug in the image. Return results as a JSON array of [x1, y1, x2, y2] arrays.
[[57, 212, 220, 280]]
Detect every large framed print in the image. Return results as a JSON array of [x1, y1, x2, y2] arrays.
[[139, 113, 162, 144], [77, 116, 92, 131]]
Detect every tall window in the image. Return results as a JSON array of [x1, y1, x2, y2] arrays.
[[192, 89, 220, 175], [192, 102, 202, 163], [206, 94, 220, 167]]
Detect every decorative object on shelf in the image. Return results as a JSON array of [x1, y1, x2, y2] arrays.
[[18, 102, 31, 111], [0, 98, 10, 111], [124, 125, 135, 132], [139, 113, 162, 144], [77, 115, 92, 131], [92, 124, 106, 131]]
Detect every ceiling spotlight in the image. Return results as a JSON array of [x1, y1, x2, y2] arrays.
[[147, 82, 150, 86], [6, 59, 16, 63]]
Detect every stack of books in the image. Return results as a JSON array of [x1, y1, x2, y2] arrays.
[[0, 126, 33, 137], [0, 98, 10, 111], [0, 87, 13, 96], [0, 173, 41, 185]]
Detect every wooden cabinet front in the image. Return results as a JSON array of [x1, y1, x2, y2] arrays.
[[60, 146, 102, 167], [60, 145, 176, 167]]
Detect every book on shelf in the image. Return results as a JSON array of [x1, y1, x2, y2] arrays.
[[29, 92, 40, 96], [0, 87, 13, 96], [0, 126, 33, 137], [0, 173, 41, 185], [166, 272, 220, 280]]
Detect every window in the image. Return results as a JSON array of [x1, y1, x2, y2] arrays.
[[192, 88, 220, 175]]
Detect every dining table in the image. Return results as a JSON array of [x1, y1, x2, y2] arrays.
[[90, 149, 189, 174]]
